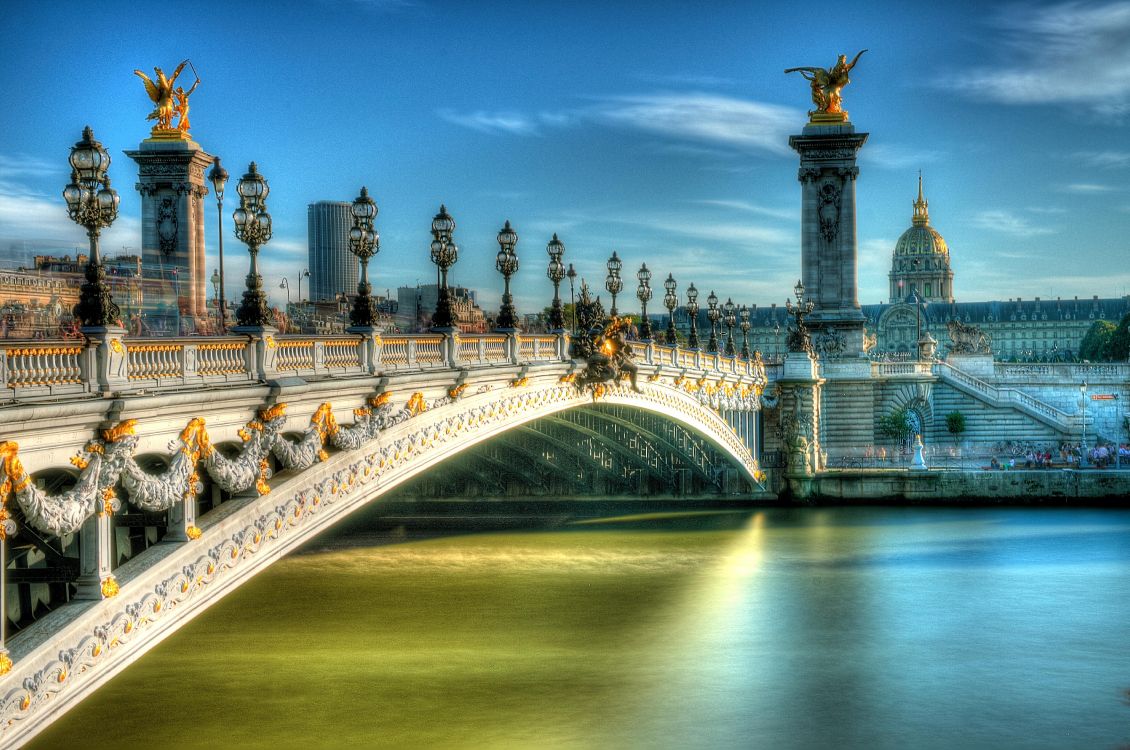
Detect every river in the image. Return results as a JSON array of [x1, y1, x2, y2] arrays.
[[27, 506, 1130, 749]]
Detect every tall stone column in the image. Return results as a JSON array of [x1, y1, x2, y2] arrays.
[[777, 349, 824, 501], [789, 124, 868, 355], [125, 138, 213, 330]]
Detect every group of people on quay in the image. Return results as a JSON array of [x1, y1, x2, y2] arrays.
[[987, 443, 1128, 470]]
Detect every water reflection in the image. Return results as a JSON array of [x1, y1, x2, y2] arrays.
[[27, 507, 1130, 750]]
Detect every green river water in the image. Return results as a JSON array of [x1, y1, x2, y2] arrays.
[[27, 506, 1130, 750]]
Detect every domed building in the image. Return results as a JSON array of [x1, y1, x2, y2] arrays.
[[888, 175, 953, 304]]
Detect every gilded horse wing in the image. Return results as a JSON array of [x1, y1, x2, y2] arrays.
[[133, 70, 159, 102]]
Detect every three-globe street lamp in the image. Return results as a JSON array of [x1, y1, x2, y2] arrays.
[[207, 157, 229, 333], [348, 186, 380, 329], [64, 126, 121, 330], [663, 273, 678, 346], [494, 220, 519, 331], [232, 162, 273, 328], [723, 298, 737, 357], [636, 263, 653, 341], [429, 205, 458, 330], [706, 290, 721, 353], [740, 305, 752, 360], [686, 283, 700, 350], [566, 263, 577, 333], [605, 251, 623, 319], [546, 234, 566, 332]]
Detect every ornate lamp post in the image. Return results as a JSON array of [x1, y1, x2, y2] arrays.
[[785, 279, 815, 354], [429, 205, 458, 330], [546, 234, 566, 332], [723, 297, 737, 356], [706, 290, 720, 353], [207, 157, 229, 333], [494, 220, 519, 331], [232, 162, 273, 328], [348, 186, 380, 329], [686, 283, 700, 350], [773, 320, 781, 362], [740, 305, 752, 359], [663, 273, 678, 346], [605, 251, 623, 318], [63, 127, 121, 331], [566, 263, 577, 333], [1080, 380, 1089, 466], [636, 263, 653, 341]]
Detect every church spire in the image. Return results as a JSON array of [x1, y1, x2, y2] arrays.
[[912, 171, 929, 226]]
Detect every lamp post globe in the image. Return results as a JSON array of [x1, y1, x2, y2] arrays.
[[686, 283, 700, 350], [347, 186, 380, 329], [65, 126, 121, 330], [232, 162, 273, 328], [493, 220, 520, 331], [663, 273, 678, 346], [636, 263, 653, 341], [723, 297, 737, 357], [546, 233, 566, 332], [605, 251, 623, 319], [207, 157, 229, 333], [428, 205, 459, 330]]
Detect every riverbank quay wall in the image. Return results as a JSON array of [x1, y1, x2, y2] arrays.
[[804, 468, 1130, 502], [761, 355, 1129, 464]]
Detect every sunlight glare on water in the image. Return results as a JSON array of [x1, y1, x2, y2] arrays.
[[27, 507, 1130, 750]]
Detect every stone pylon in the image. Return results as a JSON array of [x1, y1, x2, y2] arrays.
[[789, 122, 868, 356], [777, 348, 825, 501], [125, 138, 213, 329]]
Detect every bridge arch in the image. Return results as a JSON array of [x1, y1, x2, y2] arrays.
[[0, 375, 763, 743]]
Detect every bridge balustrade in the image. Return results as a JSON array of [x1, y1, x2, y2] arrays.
[[2, 343, 88, 393]]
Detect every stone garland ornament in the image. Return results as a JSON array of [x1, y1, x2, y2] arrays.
[[0, 393, 429, 541]]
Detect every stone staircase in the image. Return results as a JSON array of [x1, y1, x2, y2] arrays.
[[933, 362, 1074, 435]]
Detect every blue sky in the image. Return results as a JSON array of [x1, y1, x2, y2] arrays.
[[2, 0, 1129, 314]]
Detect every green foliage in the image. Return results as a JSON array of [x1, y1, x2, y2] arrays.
[[877, 407, 912, 444], [1109, 313, 1130, 362], [1078, 320, 1116, 361], [945, 411, 966, 438]]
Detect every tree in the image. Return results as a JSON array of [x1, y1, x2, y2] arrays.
[[877, 407, 912, 453], [1078, 319, 1116, 361], [1109, 312, 1130, 362], [946, 411, 966, 467]]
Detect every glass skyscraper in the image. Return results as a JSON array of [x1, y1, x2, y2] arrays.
[[307, 201, 357, 302]]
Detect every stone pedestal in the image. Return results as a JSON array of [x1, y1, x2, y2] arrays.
[[125, 139, 213, 325], [778, 350, 825, 500], [789, 123, 869, 355], [82, 324, 130, 393]]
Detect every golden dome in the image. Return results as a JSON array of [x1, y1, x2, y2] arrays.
[[894, 174, 948, 257]]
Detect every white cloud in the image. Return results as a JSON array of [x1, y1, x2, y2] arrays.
[[437, 109, 540, 136], [691, 199, 796, 221], [945, 2, 1130, 116], [437, 92, 803, 157], [968, 209, 1056, 237], [1073, 150, 1130, 169], [1062, 183, 1116, 193], [591, 93, 800, 156]]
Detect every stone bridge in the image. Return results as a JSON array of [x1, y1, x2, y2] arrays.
[[0, 329, 768, 746]]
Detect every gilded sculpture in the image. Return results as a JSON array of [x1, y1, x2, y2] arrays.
[[134, 60, 200, 137], [785, 50, 866, 122]]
